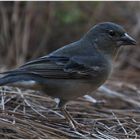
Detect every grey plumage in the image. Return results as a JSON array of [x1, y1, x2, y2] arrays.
[[0, 22, 136, 130]]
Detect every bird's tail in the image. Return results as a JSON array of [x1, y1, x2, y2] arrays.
[[0, 71, 43, 88]]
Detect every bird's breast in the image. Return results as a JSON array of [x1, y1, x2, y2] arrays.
[[43, 65, 112, 101]]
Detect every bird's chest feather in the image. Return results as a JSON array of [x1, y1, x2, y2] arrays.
[[44, 61, 112, 100], [90, 61, 112, 85]]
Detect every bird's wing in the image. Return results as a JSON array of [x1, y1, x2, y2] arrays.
[[3, 55, 99, 79]]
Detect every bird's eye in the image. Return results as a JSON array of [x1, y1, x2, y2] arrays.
[[109, 30, 116, 36]]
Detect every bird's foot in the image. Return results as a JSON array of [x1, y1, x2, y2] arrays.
[[69, 119, 91, 134]]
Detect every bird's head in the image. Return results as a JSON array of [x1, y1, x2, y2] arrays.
[[84, 22, 136, 58]]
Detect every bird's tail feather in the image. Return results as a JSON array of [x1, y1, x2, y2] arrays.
[[0, 72, 43, 86]]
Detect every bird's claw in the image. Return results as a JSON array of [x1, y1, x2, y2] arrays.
[[69, 119, 91, 134]]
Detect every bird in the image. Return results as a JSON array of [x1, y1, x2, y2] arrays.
[[0, 22, 136, 130]]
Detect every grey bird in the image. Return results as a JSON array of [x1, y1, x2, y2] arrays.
[[0, 22, 136, 130]]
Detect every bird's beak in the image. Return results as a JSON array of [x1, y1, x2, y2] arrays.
[[118, 33, 136, 46]]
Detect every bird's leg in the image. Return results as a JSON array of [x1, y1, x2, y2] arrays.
[[60, 106, 77, 130], [59, 100, 80, 130], [58, 100, 90, 133], [60, 106, 91, 134]]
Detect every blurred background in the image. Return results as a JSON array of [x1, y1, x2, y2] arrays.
[[0, 1, 139, 74]]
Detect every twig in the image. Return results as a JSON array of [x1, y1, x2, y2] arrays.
[[98, 85, 140, 107]]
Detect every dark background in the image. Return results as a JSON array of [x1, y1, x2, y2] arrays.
[[0, 1, 139, 72]]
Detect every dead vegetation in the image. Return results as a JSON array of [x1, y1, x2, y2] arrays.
[[0, 69, 139, 139], [0, 1, 140, 139]]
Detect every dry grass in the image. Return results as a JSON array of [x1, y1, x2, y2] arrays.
[[0, 70, 139, 139]]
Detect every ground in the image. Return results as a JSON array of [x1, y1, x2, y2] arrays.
[[0, 69, 139, 138]]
